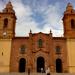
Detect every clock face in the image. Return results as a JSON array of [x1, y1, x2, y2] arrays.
[[3, 32, 7, 36]]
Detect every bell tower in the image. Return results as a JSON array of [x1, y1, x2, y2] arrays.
[[63, 3, 75, 38], [0, 1, 16, 72], [63, 3, 75, 73], [0, 1, 16, 38]]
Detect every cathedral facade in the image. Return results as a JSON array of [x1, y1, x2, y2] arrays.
[[0, 1, 75, 73]]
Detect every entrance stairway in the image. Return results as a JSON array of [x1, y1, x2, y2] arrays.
[[0, 73, 74, 75]]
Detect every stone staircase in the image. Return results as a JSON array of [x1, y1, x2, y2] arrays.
[[0, 73, 74, 75]]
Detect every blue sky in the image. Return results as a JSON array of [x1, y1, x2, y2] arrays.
[[0, 0, 75, 37]]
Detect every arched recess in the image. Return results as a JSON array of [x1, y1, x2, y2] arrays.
[[4, 18, 8, 28], [37, 57, 45, 72], [56, 58, 63, 73], [19, 58, 26, 72], [71, 19, 75, 29]]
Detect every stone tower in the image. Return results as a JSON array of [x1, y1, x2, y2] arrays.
[[0, 1, 16, 38], [63, 3, 75, 38], [63, 3, 75, 73], [0, 1, 16, 72]]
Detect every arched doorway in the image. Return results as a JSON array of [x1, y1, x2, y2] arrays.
[[56, 59, 62, 73], [37, 57, 45, 72], [19, 58, 26, 72]]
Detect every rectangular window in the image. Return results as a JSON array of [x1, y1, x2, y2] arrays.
[[38, 39, 43, 48], [20, 45, 26, 54], [56, 46, 61, 54]]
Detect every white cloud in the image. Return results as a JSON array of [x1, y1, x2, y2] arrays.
[[0, 0, 64, 37], [0, 1, 5, 11], [41, 2, 64, 37], [12, 1, 64, 37], [11, 0, 40, 36]]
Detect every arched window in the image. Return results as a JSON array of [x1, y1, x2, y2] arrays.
[[38, 39, 43, 48], [71, 19, 75, 29], [4, 18, 8, 28], [20, 45, 26, 54], [56, 46, 61, 54]]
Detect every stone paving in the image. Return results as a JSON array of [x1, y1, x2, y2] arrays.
[[0, 73, 74, 75]]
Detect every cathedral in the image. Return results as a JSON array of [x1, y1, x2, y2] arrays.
[[0, 1, 75, 73]]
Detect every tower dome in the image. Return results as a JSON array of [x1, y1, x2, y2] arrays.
[[66, 3, 73, 11], [3, 1, 15, 13], [6, 1, 13, 9], [64, 3, 75, 14]]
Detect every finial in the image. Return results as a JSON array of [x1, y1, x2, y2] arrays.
[[6, 0, 13, 9], [30, 29, 32, 33], [67, 2, 72, 6], [50, 29, 52, 34], [49, 29, 52, 37], [66, 2, 73, 11], [3, 0, 15, 13]]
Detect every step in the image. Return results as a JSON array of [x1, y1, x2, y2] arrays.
[[0, 73, 75, 75]]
